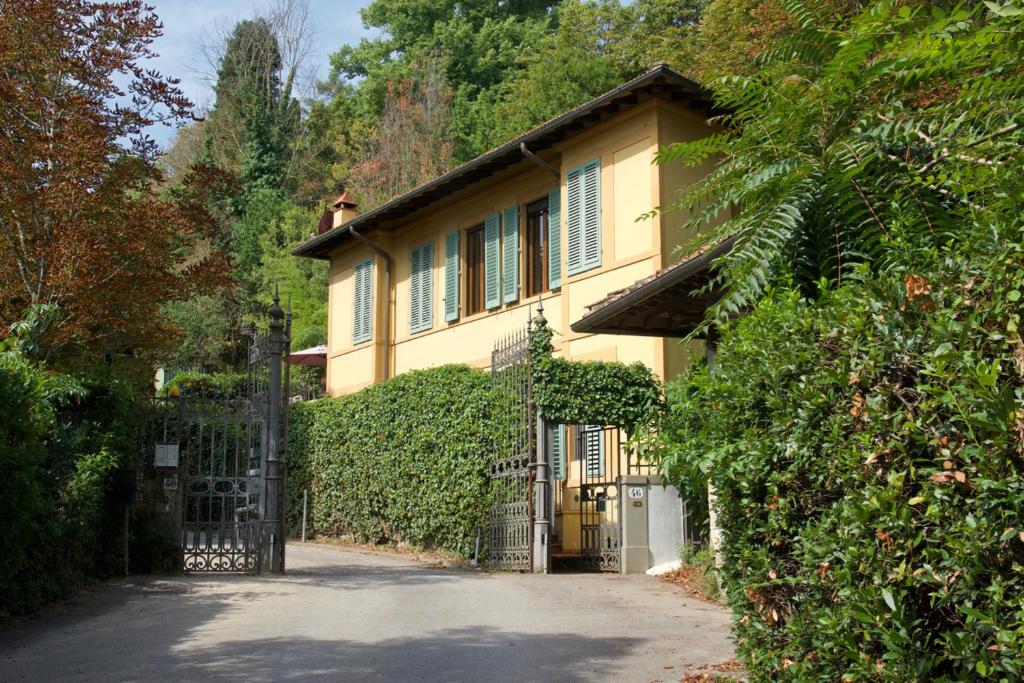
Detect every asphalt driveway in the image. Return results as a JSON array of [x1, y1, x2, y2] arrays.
[[0, 542, 734, 682]]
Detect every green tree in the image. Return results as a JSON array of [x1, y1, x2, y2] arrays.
[[659, 0, 1024, 328]]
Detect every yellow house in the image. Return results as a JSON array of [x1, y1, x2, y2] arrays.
[[294, 65, 725, 571], [293, 65, 722, 395]]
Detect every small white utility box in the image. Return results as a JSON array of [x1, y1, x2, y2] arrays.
[[154, 443, 180, 468]]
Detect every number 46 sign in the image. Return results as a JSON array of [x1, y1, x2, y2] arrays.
[[628, 486, 645, 499]]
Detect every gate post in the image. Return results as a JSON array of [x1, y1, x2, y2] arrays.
[[533, 414, 550, 574], [262, 289, 286, 573]]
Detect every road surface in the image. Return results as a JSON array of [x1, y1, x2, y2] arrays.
[[0, 542, 734, 682]]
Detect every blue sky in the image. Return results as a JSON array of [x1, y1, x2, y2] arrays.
[[144, 0, 375, 147]]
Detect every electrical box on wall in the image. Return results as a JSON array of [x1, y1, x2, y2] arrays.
[[154, 443, 180, 468]]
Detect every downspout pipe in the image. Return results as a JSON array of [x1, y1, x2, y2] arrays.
[[520, 142, 560, 179], [347, 225, 393, 380]]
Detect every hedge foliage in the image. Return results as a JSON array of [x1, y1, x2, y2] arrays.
[[660, 230, 1024, 680], [0, 349, 134, 620], [164, 371, 248, 399], [531, 321, 664, 431], [288, 365, 494, 558]]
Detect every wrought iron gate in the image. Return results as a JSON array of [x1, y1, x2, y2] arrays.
[[179, 398, 262, 572], [485, 325, 536, 570], [576, 425, 621, 571], [148, 292, 290, 574]]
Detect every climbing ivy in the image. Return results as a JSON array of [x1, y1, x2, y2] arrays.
[[287, 365, 494, 558], [530, 320, 664, 432]]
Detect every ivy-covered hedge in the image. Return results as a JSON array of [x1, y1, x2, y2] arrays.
[[531, 322, 664, 430], [660, 235, 1024, 679], [288, 365, 494, 558]]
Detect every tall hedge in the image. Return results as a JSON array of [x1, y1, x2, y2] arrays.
[[0, 351, 132, 619], [660, 232, 1024, 679], [288, 365, 494, 558]]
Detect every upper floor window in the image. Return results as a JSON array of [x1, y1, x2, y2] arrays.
[[409, 240, 434, 334], [524, 198, 549, 298], [465, 224, 486, 316], [352, 257, 373, 344], [566, 158, 601, 276]]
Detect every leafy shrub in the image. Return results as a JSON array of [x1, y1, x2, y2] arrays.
[[164, 371, 248, 399], [288, 365, 494, 558], [660, 231, 1024, 680], [0, 350, 136, 619]]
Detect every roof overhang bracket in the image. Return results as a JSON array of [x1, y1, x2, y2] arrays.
[[520, 143, 560, 180]]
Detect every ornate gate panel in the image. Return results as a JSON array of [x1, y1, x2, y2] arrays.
[[486, 326, 536, 570], [180, 401, 262, 573], [577, 425, 621, 572]]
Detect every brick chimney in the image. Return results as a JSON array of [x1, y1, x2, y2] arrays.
[[331, 192, 359, 228]]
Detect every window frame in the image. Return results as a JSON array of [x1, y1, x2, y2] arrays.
[[524, 197, 550, 298], [465, 224, 486, 316]]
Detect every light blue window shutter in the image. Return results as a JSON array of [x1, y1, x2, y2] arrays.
[[484, 212, 501, 309], [353, 257, 373, 344], [567, 159, 601, 276], [581, 160, 601, 270], [502, 204, 519, 304], [549, 423, 566, 481], [547, 186, 561, 289], [410, 242, 433, 333], [444, 230, 459, 322], [583, 425, 604, 478], [409, 246, 421, 333]]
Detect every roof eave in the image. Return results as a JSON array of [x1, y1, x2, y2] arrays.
[[293, 64, 715, 260], [570, 236, 736, 337]]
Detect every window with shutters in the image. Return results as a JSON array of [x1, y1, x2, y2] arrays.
[[352, 257, 373, 345], [524, 198, 549, 298], [409, 241, 434, 334], [578, 424, 605, 478], [548, 422, 567, 481], [465, 224, 485, 315], [566, 158, 601, 276]]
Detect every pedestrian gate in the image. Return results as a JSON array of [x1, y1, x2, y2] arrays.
[[147, 294, 290, 574]]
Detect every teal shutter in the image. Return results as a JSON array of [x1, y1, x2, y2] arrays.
[[567, 158, 601, 276], [547, 186, 562, 289], [444, 230, 459, 322], [484, 212, 501, 309], [582, 425, 604, 478], [502, 204, 519, 304], [410, 241, 433, 333], [353, 257, 373, 344], [549, 423, 566, 481]]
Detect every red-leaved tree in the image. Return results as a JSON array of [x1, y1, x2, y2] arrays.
[[0, 0, 230, 362]]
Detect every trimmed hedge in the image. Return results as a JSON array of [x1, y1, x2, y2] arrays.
[[660, 234, 1024, 679], [164, 371, 248, 399], [288, 365, 494, 558]]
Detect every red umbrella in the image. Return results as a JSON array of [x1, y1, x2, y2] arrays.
[[286, 345, 327, 367]]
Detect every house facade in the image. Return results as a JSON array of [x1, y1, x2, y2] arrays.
[[294, 66, 726, 572], [293, 65, 724, 397]]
